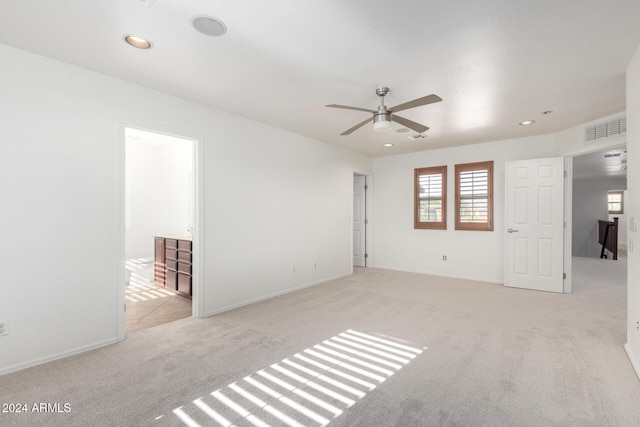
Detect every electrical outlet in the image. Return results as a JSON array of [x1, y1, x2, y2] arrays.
[[443, 255, 447, 261], [0, 321, 8, 337]]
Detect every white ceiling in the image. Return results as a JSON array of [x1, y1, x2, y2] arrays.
[[573, 148, 628, 180], [1, 0, 640, 157]]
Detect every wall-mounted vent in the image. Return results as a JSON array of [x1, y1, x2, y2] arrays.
[[584, 117, 626, 144]]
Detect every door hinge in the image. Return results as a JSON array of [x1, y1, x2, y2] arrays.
[[364, 219, 368, 225], [364, 184, 368, 190], [563, 272, 566, 279], [564, 170, 567, 177], [364, 253, 368, 259]]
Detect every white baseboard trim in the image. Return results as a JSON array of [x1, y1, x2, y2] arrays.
[[625, 343, 640, 381], [202, 272, 353, 318], [372, 265, 503, 285], [0, 337, 118, 377]]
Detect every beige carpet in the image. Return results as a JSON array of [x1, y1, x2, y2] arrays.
[[125, 282, 192, 334], [1, 257, 639, 427], [125, 258, 192, 333]]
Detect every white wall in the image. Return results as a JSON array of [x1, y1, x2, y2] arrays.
[[125, 136, 193, 260], [372, 135, 556, 283], [125, 138, 164, 260], [203, 125, 370, 313], [572, 177, 627, 257], [609, 189, 628, 247], [0, 44, 371, 375], [625, 44, 640, 378]]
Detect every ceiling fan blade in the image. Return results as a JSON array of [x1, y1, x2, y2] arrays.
[[390, 94, 442, 113], [326, 104, 377, 114], [341, 117, 373, 135], [392, 115, 429, 133]]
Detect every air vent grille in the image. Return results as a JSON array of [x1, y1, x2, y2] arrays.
[[584, 117, 626, 144]]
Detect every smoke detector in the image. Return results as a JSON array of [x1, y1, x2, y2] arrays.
[[192, 16, 227, 36]]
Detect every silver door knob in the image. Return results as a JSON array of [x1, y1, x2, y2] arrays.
[[507, 228, 519, 233]]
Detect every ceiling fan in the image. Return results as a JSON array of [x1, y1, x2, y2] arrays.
[[326, 87, 442, 135]]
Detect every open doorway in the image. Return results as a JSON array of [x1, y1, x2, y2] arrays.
[[353, 174, 368, 268], [124, 127, 195, 333], [571, 146, 627, 292]]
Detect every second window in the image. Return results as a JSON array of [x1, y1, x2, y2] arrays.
[[455, 161, 494, 231]]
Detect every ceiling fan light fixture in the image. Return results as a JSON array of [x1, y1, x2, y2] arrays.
[[374, 120, 392, 132], [373, 113, 392, 132]]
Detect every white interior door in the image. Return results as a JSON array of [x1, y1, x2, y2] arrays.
[[353, 175, 366, 267], [505, 157, 565, 292]]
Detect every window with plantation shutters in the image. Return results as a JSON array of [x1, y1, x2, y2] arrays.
[[455, 161, 493, 231], [414, 166, 447, 229]]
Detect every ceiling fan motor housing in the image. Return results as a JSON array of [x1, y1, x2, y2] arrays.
[[373, 111, 392, 132], [373, 86, 393, 132]]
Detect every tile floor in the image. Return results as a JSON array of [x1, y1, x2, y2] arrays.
[[125, 259, 192, 334]]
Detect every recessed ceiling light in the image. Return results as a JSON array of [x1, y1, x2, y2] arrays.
[[192, 15, 227, 36], [519, 120, 535, 126], [383, 143, 394, 147], [123, 35, 153, 49]]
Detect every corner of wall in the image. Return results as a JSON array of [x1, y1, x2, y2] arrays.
[[624, 43, 640, 378]]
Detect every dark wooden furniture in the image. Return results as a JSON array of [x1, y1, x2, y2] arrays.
[[154, 236, 192, 299], [598, 217, 619, 260]]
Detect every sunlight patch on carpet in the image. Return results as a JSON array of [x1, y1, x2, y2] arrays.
[[159, 329, 424, 426], [125, 283, 175, 302]]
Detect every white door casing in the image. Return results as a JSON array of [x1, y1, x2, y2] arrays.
[[505, 157, 565, 293], [353, 175, 366, 267]]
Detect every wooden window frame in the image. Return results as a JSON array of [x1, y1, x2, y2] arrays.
[[455, 161, 494, 231], [414, 165, 447, 230], [608, 190, 624, 214]]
